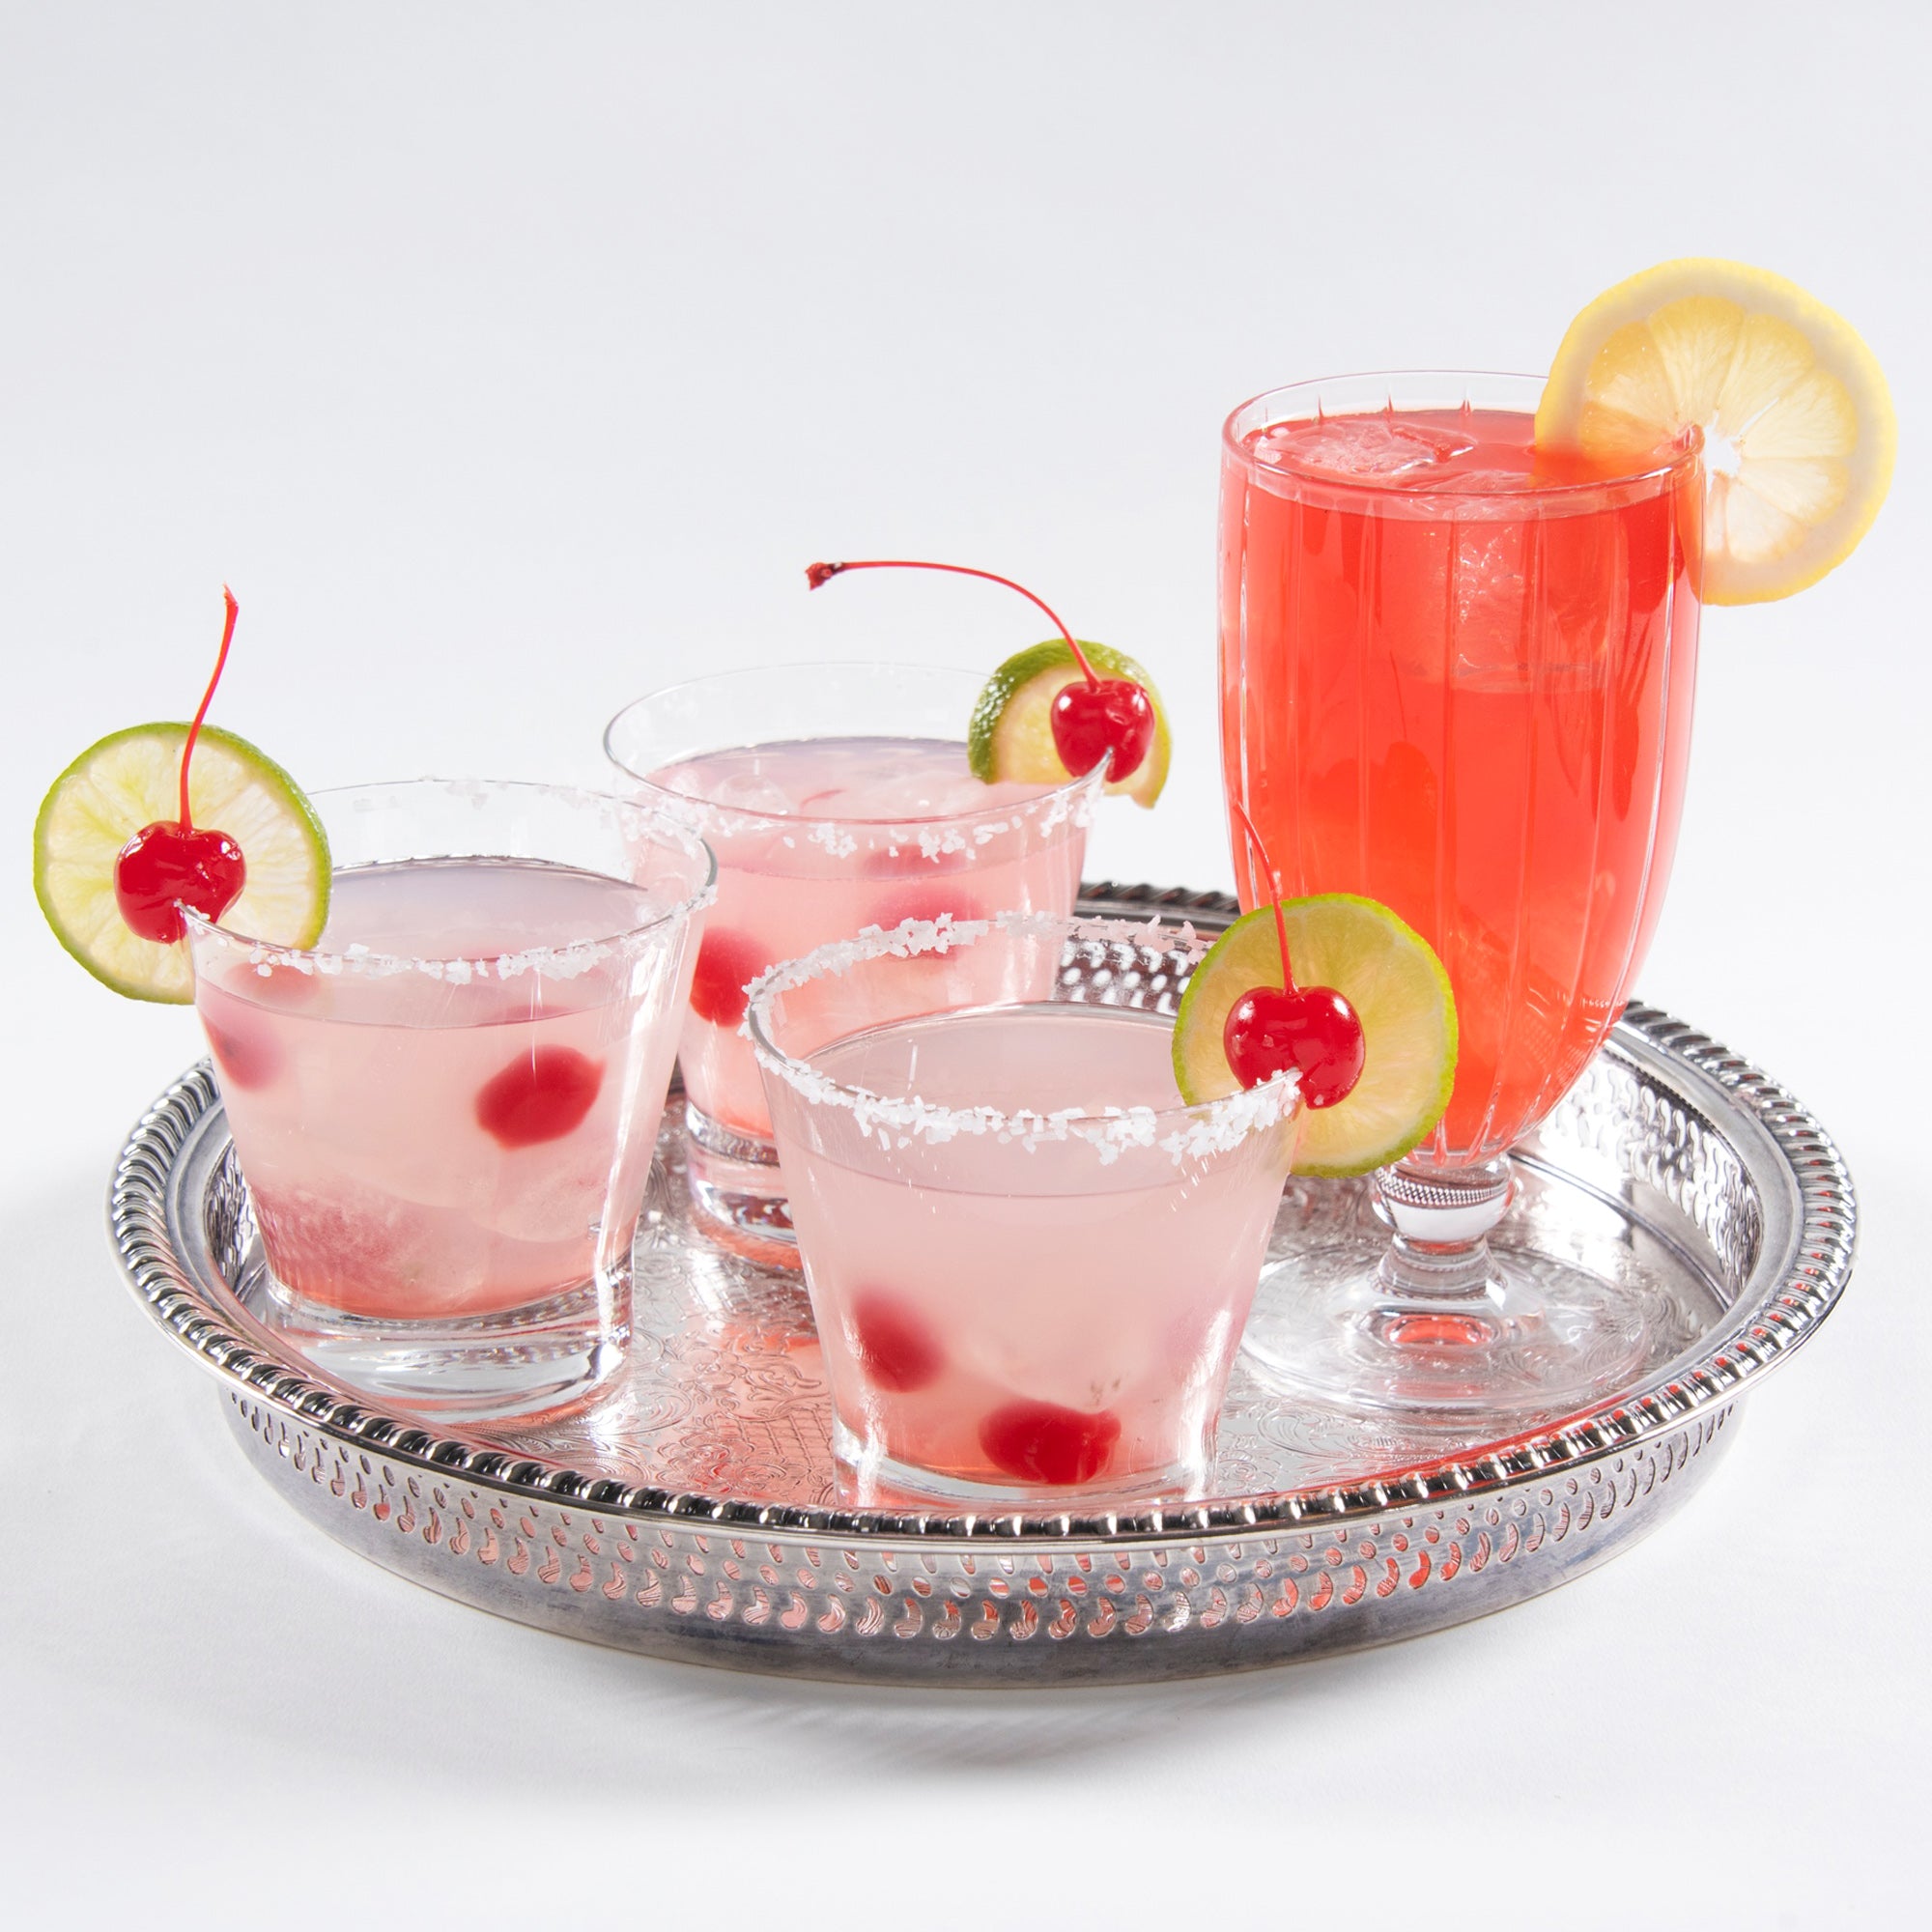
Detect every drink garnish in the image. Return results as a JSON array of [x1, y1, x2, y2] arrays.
[[1171, 823, 1457, 1178], [33, 589, 330, 1003], [113, 589, 247, 945], [979, 1398, 1121, 1487], [1535, 258, 1895, 605], [848, 1291, 946, 1393], [1219, 802, 1366, 1109], [687, 926, 772, 1030], [805, 558, 1170, 806], [474, 1044, 606, 1150]]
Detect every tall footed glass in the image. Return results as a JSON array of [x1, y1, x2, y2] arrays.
[[1220, 373, 1704, 1418]]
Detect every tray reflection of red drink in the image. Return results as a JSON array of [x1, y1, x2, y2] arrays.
[[1220, 401, 1702, 1164]]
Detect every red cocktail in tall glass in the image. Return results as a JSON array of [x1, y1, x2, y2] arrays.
[[1220, 371, 1703, 1415]]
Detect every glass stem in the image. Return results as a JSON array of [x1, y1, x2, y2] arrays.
[[1374, 1154, 1514, 1302]]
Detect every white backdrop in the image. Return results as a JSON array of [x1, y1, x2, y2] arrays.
[[3, 4, 1924, 1922]]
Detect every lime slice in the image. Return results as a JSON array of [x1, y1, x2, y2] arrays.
[[1173, 894, 1457, 1178], [35, 723, 330, 1004], [1536, 258, 1895, 606], [968, 640, 1171, 807]]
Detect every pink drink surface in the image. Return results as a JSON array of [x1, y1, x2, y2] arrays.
[[1220, 406, 1701, 1163], [648, 736, 1086, 1139], [781, 1006, 1285, 1494], [194, 858, 682, 1320]]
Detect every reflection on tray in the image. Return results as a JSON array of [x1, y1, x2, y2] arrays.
[[209, 1045, 1729, 1511]]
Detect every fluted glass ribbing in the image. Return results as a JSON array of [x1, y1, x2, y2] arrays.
[[1218, 372, 1704, 1417], [1219, 373, 1703, 1168]]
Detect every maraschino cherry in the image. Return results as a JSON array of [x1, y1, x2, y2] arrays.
[[805, 558, 1155, 784], [1223, 802, 1366, 1110], [113, 589, 247, 947]]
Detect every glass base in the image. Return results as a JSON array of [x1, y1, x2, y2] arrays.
[[252, 1273, 627, 1423], [684, 1100, 799, 1265], [834, 1417, 1205, 1511], [1241, 1246, 1652, 1420], [1241, 1154, 1668, 1425]]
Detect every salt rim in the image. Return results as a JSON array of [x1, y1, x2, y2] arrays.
[[626, 757, 1103, 860], [182, 780, 718, 985], [745, 910, 1299, 1167], [605, 666, 1107, 847]]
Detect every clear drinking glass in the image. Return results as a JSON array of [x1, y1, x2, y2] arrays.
[[605, 664, 1102, 1254], [750, 913, 1301, 1505], [184, 779, 715, 1419], [1219, 372, 1704, 1417]]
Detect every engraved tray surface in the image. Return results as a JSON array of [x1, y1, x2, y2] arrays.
[[109, 884, 1858, 1683]]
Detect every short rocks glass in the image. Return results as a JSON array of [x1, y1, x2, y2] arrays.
[[183, 779, 715, 1419], [749, 912, 1300, 1506], [605, 665, 1101, 1256]]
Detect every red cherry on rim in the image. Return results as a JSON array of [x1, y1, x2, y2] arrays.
[[805, 557, 1155, 784], [1219, 798, 1368, 1110], [848, 1292, 945, 1393], [475, 1046, 604, 1149], [1050, 676, 1154, 784], [111, 587, 250, 946], [1224, 983, 1365, 1109], [688, 927, 770, 1028], [115, 819, 246, 945], [979, 1399, 1122, 1487]]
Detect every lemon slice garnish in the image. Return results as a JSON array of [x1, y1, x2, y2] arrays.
[[1536, 258, 1895, 606]]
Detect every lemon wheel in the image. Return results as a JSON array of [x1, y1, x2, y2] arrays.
[[1536, 258, 1894, 605]]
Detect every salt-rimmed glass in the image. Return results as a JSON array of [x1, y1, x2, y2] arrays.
[[182, 779, 715, 1420], [605, 664, 1103, 1255], [748, 911, 1300, 1505]]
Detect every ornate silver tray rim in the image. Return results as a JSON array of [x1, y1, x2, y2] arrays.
[[108, 883, 1858, 1548]]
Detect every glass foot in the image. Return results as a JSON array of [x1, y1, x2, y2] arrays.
[[1241, 1245, 1652, 1419], [684, 1100, 799, 1265], [251, 1272, 627, 1422], [834, 1417, 1205, 1511], [1241, 1153, 1672, 1425]]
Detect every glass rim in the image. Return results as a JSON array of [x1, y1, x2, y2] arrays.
[[1221, 368, 1705, 498], [745, 909, 1301, 1155], [181, 776, 718, 975], [604, 661, 1108, 832]]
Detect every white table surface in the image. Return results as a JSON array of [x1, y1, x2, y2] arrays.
[[4, 5, 1924, 1921]]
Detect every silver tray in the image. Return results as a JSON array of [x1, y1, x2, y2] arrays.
[[109, 883, 1857, 1684]]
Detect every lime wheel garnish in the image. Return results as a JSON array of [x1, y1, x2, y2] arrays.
[[1174, 892, 1458, 1179], [968, 637, 1170, 807], [33, 592, 329, 1003], [806, 558, 1170, 806]]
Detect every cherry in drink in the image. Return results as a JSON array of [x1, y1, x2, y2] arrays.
[[607, 665, 1100, 1255], [752, 913, 1299, 1504], [185, 780, 714, 1419]]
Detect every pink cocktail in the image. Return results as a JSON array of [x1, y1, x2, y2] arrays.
[[185, 779, 714, 1418], [751, 913, 1300, 1504], [606, 665, 1099, 1250]]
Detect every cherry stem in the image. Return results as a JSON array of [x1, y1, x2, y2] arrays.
[[1231, 797, 1296, 994], [805, 559, 1099, 688], [178, 587, 239, 831]]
